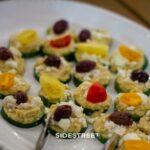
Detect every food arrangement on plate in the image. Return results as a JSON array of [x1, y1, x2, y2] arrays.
[[0, 19, 150, 149]]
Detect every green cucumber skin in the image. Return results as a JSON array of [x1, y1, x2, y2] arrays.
[[73, 76, 82, 87], [95, 133, 108, 144], [0, 93, 6, 99], [49, 127, 87, 139], [132, 114, 140, 122], [144, 88, 150, 96], [1, 107, 44, 128], [114, 80, 123, 93], [40, 95, 56, 107], [22, 50, 41, 58], [34, 69, 72, 83], [142, 56, 148, 70]]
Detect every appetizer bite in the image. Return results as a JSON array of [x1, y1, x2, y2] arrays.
[[1, 91, 45, 128], [115, 69, 150, 95], [45, 101, 87, 137], [0, 72, 30, 98], [93, 111, 137, 144], [115, 92, 150, 121], [42, 20, 75, 61], [73, 60, 112, 86], [74, 81, 111, 115], [110, 45, 148, 72], [34, 55, 71, 83], [75, 41, 109, 64], [138, 110, 150, 134], [9, 29, 41, 58], [116, 131, 150, 150], [39, 73, 71, 107], [77, 28, 111, 45], [0, 47, 24, 75]]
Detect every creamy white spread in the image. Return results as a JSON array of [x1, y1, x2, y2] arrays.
[[52, 101, 87, 130], [3, 95, 43, 112], [5, 59, 18, 68], [104, 120, 126, 137]]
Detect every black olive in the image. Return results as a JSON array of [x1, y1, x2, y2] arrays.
[[44, 55, 61, 68], [14, 91, 28, 105], [78, 29, 91, 42], [53, 19, 68, 34], [76, 60, 96, 73], [54, 105, 72, 121]]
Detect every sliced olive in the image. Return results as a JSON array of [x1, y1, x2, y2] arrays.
[[76, 60, 96, 73], [108, 111, 133, 126], [44, 55, 61, 68], [14, 91, 28, 105], [78, 29, 91, 42], [53, 19, 68, 34], [54, 105, 72, 121], [0, 47, 13, 61]]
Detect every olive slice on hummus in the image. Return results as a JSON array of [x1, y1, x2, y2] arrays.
[[93, 112, 137, 144], [74, 81, 112, 115], [0, 46, 25, 75], [73, 60, 112, 87], [1, 92, 45, 128], [45, 101, 87, 138], [43, 20, 75, 61], [34, 55, 71, 83], [114, 69, 150, 95]]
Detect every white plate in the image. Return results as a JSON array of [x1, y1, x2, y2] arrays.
[[0, 0, 150, 150]]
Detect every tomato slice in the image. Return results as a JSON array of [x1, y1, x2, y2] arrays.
[[86, 82, 107, 103], [50, 35, 71, 48]]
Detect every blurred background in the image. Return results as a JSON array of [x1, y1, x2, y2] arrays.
[[0, 0, 149, 29], [74, 0, 150, 29]]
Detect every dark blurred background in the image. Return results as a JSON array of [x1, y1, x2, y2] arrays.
[[75, 0, 150, 29]]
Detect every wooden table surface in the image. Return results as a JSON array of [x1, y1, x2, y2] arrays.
[[75, 0, 150, 29]]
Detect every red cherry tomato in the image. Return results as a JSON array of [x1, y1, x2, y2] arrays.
[[86, 82, 107, 103], [50, 35, 71, 48]]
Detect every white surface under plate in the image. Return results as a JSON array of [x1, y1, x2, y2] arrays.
[[0, 0, 150, 150]]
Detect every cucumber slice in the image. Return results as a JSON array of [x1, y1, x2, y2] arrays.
[[63, 52, 75, 62], [144, 88, 150, 96], [33, 69, 40, 81], [49, 127, 87, 139], [142, 56, 148, 70], [40, 95, 70, 107], [22, 50, 40, 58], [132, 114, 140, 122], [1, 107, 44, 128], [0, 93, 6, 99], [73, 76, 82, 87], [40, 95, 57, 107], [95, 133, 108, 144], [34, 69, 71, 83], [114, 80, 123, 93]]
